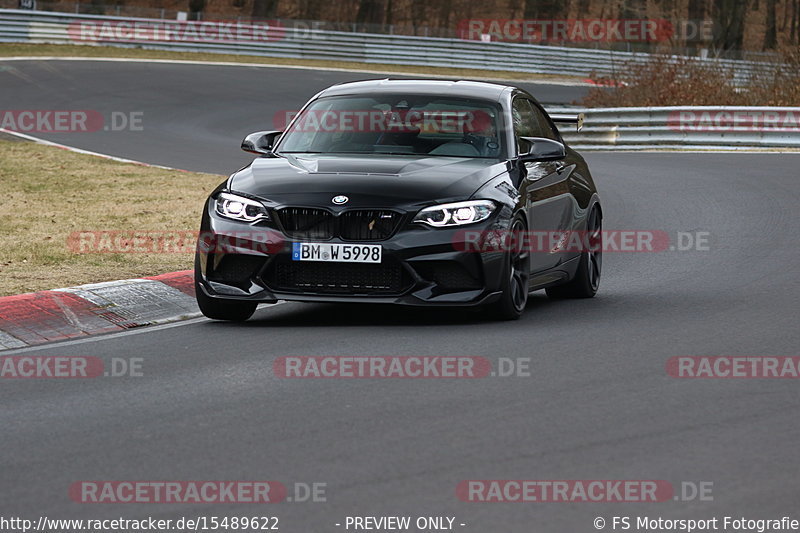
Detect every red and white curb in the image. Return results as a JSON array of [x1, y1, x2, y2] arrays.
[[0, 271, 199, 350], [0, 119, 211, 350], [0, 126, 205, 350]]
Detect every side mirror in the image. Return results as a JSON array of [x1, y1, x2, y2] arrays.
[[518, 137, 566, 162], [241, 131, 283, 155]]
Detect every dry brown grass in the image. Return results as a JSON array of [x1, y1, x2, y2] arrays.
[[580, 52, 800, 107], [0, 137, 224, 296]]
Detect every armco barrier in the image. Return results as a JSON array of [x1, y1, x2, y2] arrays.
[[549, 107, 800, 150], [2, 10, 798, 151], [0, 9, 779, 82]]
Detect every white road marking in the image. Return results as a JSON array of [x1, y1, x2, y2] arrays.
[[0, 128, 195, 171], [51, 293, 89, 332], [0, 301, 285, 355]]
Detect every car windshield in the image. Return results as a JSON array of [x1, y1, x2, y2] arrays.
[[277, 94, 504, 158]]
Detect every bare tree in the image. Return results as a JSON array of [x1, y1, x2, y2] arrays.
[[523, 0, 565, 18], [794, 0, 800, 43], [436, 0, 453, 28], [763, 0, 778, 49], [711, 0, 750, 55], [687, 0, 706, 20], [251, 0, 279, 19], [188, 0, 205, 20], [356, 0, 386, 25], [409, 0, 426, 29], [617, 0, 646, 18], [297, 0, 323, 20]]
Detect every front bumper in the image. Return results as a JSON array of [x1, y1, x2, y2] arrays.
[[196, 207, 510, 307]]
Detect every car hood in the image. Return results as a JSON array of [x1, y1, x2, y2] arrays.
[[228, 154, 506, 208]]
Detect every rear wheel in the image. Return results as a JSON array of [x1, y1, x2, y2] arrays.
[[195, 254, 258, 321], [487, 217, 530, 320], [546, 206, 601, 299]]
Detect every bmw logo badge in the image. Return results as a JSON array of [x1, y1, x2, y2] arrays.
[[332, 195, 349, 205]]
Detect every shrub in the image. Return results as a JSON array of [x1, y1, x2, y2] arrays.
[[580, 52, 800, 107]]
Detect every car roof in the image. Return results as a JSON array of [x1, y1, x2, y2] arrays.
[[316, 79, 514, 101]]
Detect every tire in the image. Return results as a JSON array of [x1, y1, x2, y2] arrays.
[[487, 216, 530, 320], [194, 254, 258, 321], [546, 206, 602, 299]]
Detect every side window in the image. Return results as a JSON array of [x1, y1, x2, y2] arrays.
[[529, 102, 561, 141], [511, 98, 538, 140]]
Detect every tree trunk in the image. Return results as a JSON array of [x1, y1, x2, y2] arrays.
[[188, 0, 205, 20], [251, 0, 279, 19], [687, 0, 706, 20], [436, 0, 453, 28], [617, 0, 646, 19], [523, 0, 564, 18], [795, 0, 800, 44], [763, 0, 777, 49], [712, 0, 750, 56], [356, 0, 385, 25], [298, 0, 322, 20], [409, 0, 426, 29]]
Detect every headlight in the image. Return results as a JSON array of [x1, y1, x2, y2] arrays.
[[413, 200, 496, 227], [214, 192, 269, 223]]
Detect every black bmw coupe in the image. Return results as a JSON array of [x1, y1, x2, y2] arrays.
[[195, 79, 601, 321]]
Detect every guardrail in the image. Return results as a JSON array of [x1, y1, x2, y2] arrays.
[[549, 106, 800, 150], [2, 10, 797, 151], [0, 9, 779, 82]]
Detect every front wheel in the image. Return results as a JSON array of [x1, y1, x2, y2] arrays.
[[546, 206, 602, 299], [195, 255, 258, 321], [487, 216, 530, 320]]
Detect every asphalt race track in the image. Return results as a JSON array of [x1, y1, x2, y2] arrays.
[[2, 59, 800, 531], [0, 59, 588, 173]]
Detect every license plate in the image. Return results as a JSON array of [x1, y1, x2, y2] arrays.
[[292, 242, 382, 263]]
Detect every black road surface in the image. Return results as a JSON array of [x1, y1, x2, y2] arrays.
[[0, 59, 588, 173], [2, 59, 799, 532]]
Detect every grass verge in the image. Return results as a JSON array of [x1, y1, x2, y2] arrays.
[[0, 43, 583, 83], [0, 135, 223, 296]]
